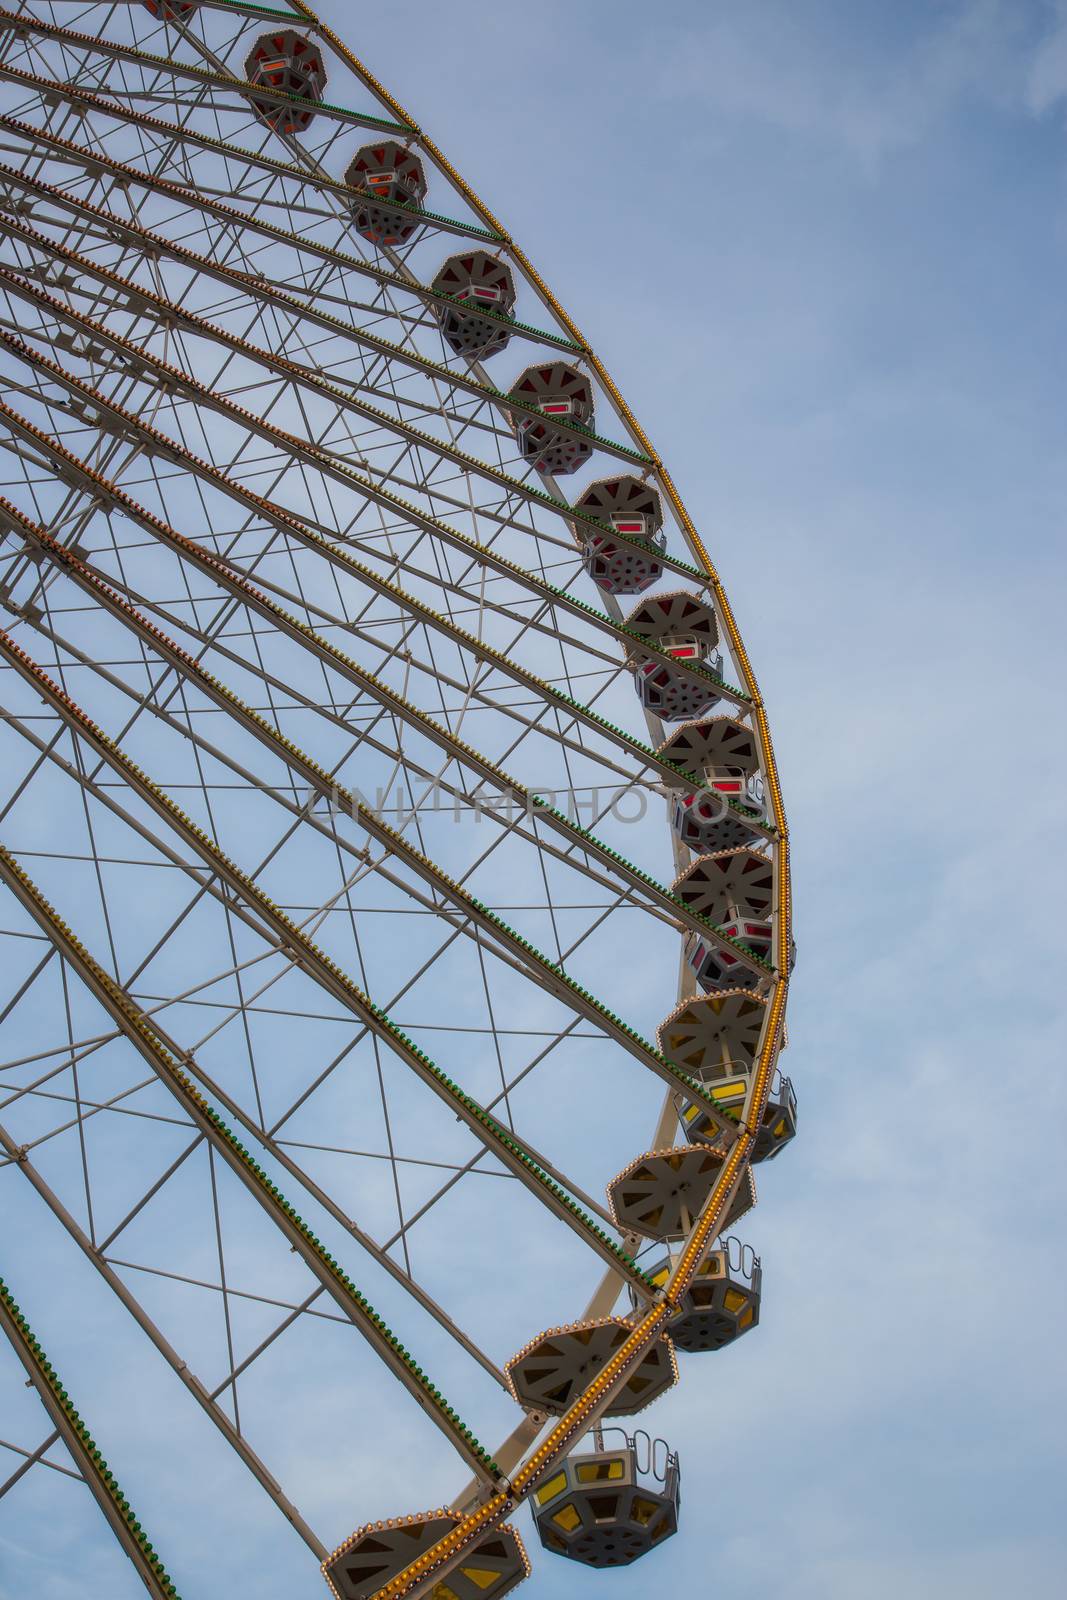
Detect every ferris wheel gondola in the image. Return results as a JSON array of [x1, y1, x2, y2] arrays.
[[0, 5, 796, 1597]]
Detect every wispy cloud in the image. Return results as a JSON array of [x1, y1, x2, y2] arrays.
[[651, 0, 1047, 168], [1026, 0, 1067, 110]]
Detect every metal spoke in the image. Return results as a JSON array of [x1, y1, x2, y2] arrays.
[[0, 10, 794, 1597]]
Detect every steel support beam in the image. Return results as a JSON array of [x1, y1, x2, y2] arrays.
[[9, 509, 743, 1138], [0, 1265, 182, 1596], [0, 637, 655, 1300], [0, 1118, 327, 1557], [0, 404, 774, 978], [0, 841, 507, 1482]]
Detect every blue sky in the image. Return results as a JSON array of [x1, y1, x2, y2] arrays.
[[322, 1, 1067, 1594], [2, 2, 1066, 1597]]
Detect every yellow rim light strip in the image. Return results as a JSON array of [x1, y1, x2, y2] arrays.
[[0, 838, 506, 1477], [0, 6, 410, 135], [2, 504, 744, 1138], [0, 266, 744, 721], [0, 151, 646, 479], [0, 390, 773, 985], [1, 5, 792, 1583], [0, 626, 659, 1299], [271, 3, 794, 1594], [285, 0, 789, 854], [0, 63, 573, 349]]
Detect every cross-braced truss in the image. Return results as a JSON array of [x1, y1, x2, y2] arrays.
[[0, 6, 794, 1598]]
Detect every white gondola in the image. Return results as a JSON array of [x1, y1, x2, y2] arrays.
[[243, 29, 326, 134], [625, 591, 722, 721], [661, 714, 768, 851], [431, 250, 516, 356], [679, 1068, 798, 1162], [324, 1512, 529, 1600], [573, 475, 666, 595], [506, 1318, 677, 1416], [532, 1429, 680, 1567], [608, 1146, 756, 1240], [507, 361, 595, 474], [345, 140, 427, 246], [641, 1239, 762, 1353]]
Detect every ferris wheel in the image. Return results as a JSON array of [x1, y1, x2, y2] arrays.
[[0, 4, 796, 1597]]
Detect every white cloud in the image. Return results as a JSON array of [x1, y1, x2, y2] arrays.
[[1026, 0, 1067, 110], [4, 1, 1067, 1596], [650, 1, 1040, 169]]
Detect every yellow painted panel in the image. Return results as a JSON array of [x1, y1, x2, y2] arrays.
[[632, 1495, 660, 1527], [534, 1472, 567, 1506], [552, 1503, 582, 1533], [576, 1459, 624, 1483], [712, 1080, 747, 1104], [460, 1568, 499, 1592]]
